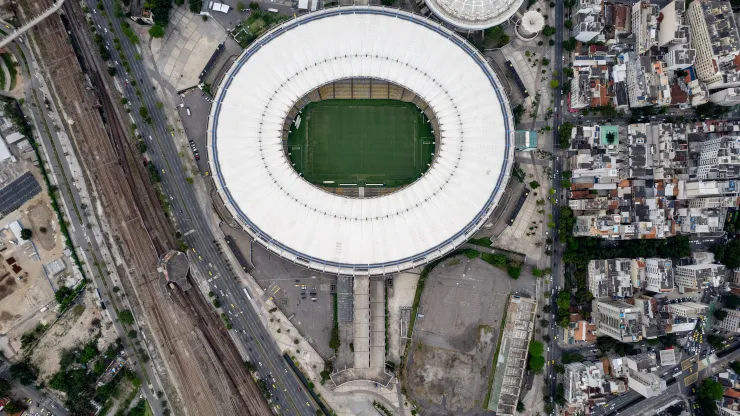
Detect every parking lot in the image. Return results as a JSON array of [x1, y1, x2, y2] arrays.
[[249, 242, 336, 359], [178, 89, 212, 172]]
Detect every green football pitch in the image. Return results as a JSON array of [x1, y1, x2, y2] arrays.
[[287, 100, 435, 187]]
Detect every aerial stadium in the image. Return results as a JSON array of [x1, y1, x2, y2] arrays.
[[423, 0, 525, 30], [207, 6, 514, 276]]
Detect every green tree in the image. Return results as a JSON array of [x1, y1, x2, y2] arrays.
[[149, 25, 165, 38], [517, 401, 525, 413], [249, 1, 259, 9], [606, 131, 616, 144], [9, 361, 38, 385], [731, 361, 740, 374], [564, 20, 573, 29], [542, 25, 555, 36], [698, 379, 724, 401], [118, 309, 135, 325], [528, 354, 545, 372], [550, 80, 560, 89], [0, 377, 11, 396], [4, 400, 26, 414], [107, 66, 117, 76], [20, 228, 32, 240], [714, 309, 729, 321], [508, 266, 521, 279], [563, 38, 578, 51], [529, 340, 544, 356], [529, 181, 540, 189], [554, 363, 565, 374]]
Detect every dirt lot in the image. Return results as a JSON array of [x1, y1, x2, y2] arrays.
[[405, 255, 533, 415], [31, 289, 116, 381], [0, 191, 67, 356]]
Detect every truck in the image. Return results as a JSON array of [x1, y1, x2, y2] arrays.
[[267, 8, 279, 13]]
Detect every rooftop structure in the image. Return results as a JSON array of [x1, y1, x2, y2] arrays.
[[627, 368, 667, 398], [715, 309, 740, 332], [623, 52, 657, 107], [208, 7, 513, 276], [574, 12, 605, 42], [490, 296, 537, 415], [686, 0, 740, 87], [632, 0, 660, 54], [593, 299, 643, 342], [160, 250, 191, 290], [588, 259, 634, 298], [667, 301, 709, 318], [625, 352, 658, 372], [564, 361, 606, 405], [518, 10, 545, 38], [644, 258, 674, 293], [423, 0, 524, 30], [659, 349, 677, 366], [691, 135, 740, 180], [675, 263, 726, 290], [709, 87, 740, 106]]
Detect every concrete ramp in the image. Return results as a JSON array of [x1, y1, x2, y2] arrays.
[[353, 276, 370, 369], [370, 279, 386, 369]]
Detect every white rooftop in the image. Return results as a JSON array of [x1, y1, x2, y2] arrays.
[[425, 0, 524, 30], [208, 7, 513, 275]]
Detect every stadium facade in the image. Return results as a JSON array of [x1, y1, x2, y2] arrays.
[[423, 0, 525, 31], [207, 6, 515, 276]]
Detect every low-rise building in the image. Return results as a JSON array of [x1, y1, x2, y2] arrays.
[[675, 263, 727, 290], [627, 368, 667, 398], [667, 302, 710, 318]]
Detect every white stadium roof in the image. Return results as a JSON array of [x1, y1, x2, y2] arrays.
[[208, 7, 514, 275], [424, 0, 525, 30]]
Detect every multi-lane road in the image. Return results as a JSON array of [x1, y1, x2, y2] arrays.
[[547, 0, 566, 406], [83, 1, 317, 414]]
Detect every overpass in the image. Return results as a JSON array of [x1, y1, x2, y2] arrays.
[[0, 0, 65, 48]]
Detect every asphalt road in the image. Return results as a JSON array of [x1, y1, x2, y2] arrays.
[[1, 20, 164, 414], [547, 0, 566, 408], [85, 2, 317, 415]]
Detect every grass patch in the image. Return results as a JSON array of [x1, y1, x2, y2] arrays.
[[1, 53, 16, 90], [0, 63, 5, 90], [287, 99, 434, 187], [482, 296, 509, 409], [468, 237, 493, 248], [232, 10, 289, 48]]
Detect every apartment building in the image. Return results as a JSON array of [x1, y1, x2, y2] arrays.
[[588, 259, 634, 298], [593, 299, 643, 342], [667, 302, 710, 318], [709, 87, 740, 106], [686, 0, 740, 88], [563, 361, 606, 405], [644, 258, 674, 293], [658, 0, 696, 71], [675, 263, 727, 290], [714, 308, 740, 332], [632, 0, 660, 54], [624, 52, 657, 107], [574, 12, 605, 42]]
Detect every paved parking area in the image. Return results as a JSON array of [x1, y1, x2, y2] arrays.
[[151, 6, 227, 90], [179, 89, 211, 171], [249, 242, 336, 358], [206, 0, 296, 31]]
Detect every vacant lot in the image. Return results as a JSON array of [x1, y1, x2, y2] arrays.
[[406, 255, 532, 414]]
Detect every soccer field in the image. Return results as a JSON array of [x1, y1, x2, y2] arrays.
[[287, 99, 435, 187]]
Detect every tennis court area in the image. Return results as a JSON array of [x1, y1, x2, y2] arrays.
[[287, 99, 435, 187]]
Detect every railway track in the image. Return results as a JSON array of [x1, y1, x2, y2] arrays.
[[20, 0, 272, 414]]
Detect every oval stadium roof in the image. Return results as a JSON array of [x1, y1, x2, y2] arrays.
[[424, 0, 525, 30], [208, 6, 514, 275]]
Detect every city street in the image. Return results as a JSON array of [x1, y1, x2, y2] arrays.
[[83, 1, 318, 414]]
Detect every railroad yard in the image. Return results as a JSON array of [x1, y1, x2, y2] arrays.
[[19, 0, 271, 413]]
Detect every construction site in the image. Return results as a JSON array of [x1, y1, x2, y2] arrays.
[[17, 0, 271, 413]]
